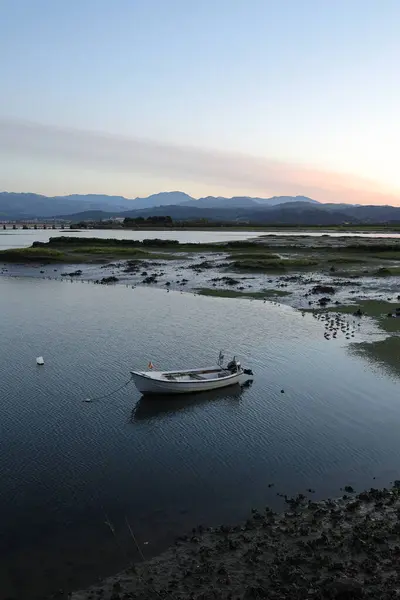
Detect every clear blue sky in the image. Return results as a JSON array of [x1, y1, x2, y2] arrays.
[[1, 0, 399, 204]]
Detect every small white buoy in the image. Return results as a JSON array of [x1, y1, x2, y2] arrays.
[[36, 356, 44, 365]]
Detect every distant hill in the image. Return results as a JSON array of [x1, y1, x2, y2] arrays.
[[255, 195, 320, 206], [1, 190, 400, 225], [0, 192, 133, 219], [179, 195, 319, 209], [132, 191, 194, 209], [0, 191, 319, 220], [116, 203, 355, 225], [114, 199, 400, 225], [63, 202, 400, 226], [180, 196, 259, 209], [0, 190, 194, 220], [60, 210, 114, 221]]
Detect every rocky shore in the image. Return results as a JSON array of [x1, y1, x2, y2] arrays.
[[2, 234, 400, 313], [71, 485, 400, 600]]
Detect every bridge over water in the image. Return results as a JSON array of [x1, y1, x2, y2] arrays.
[[1, 223, 68, 230]]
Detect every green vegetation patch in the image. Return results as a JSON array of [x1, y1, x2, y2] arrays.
[[69, 246, 179, 260], [36, 236, 180, 248], [225, 240, 262, 249], [342, 243, 400, 253], [0, 247, 67, 262], [325, 256, 368, 264], [353, 337, 400, 379], [230, 257, 319, 272], [370, 251, 400, 260], [374, 267, 400, 276], [0, 241, 183, 264], [226, 252, 281, 261], [70, 246, 147, 255], [196, 287, 291, 299]]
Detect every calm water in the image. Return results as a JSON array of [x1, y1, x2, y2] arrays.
[[1, 277, 399, 598], [1, 228, 400, 251], [0, 229, 265, 250]]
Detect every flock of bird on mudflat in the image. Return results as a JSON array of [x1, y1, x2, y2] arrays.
[[312, 311, 362, 340]]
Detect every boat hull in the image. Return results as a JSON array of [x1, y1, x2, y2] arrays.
[[130, 369, 243, 395]]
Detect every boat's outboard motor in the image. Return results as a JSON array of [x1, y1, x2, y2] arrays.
[[227, 359, 238, 373]]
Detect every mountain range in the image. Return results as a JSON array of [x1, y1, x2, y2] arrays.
[[0, 191, 319, 219], [1, 191, 400, 225]]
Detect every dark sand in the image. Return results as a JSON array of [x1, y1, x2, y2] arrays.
[[72, 485, 400, 599]]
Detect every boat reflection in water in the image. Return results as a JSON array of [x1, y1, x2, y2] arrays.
[[132, 380, 252, 423]]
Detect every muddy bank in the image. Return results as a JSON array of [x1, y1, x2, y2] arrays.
[[1, 234, 399, 311], [1, 235, 399, 380], [71, 485, 400, 600], [2, 238, 399, 366]]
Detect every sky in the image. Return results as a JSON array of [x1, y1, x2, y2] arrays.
[[1, 0, 400, 205]]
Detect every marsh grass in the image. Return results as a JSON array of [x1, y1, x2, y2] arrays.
[[353, 337, 400, 378], [69, 246, 178, 260], [230, 258, 319, 272], [226, 252, 281, 261], [0, 247, 66, 261], [196, 287, 291, 299]]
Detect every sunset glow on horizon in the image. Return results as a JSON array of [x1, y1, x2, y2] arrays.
[[1, 1, 400, 205]]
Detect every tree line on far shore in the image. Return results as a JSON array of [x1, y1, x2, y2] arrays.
[[71, 216, 227, 229]]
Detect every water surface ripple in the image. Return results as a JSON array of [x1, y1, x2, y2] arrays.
[[0, 277, 399, 598]]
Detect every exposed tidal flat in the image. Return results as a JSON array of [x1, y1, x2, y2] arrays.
[[1, 233, 400, 306], [73, 485, 400, 600], [1, 232, 399, 374], [0, 232, 400, 599]]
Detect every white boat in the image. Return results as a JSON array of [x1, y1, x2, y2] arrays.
[[131, 352, 252, 396]]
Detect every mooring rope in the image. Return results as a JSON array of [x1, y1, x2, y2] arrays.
[[83, 375, 133, 402]]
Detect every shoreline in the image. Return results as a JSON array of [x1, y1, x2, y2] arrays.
[[71, 484, 400, 599], [1, 234, 400, 312], [1, 244, 400, 598], [3, 226, 400, 234], [2, 254, 399, 380]]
